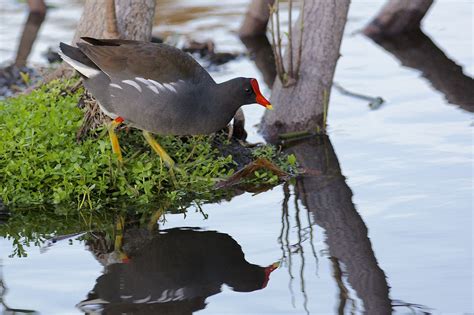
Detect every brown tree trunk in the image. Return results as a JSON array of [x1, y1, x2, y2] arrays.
[[286, 136, 393, 314], [260, 1, 350, 142], [72, 0, 156, 44], [14, 0, 47, 67], [238, 0, 275, 38], [364, 0, 434, 38], [104, 0, 120, 39]]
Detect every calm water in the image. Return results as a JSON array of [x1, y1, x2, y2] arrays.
[[0, 0, 473, 314]]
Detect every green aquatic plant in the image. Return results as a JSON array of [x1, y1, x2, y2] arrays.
[[0, 79, 296, 209]]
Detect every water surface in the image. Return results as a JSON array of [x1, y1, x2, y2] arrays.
[[0, 1, 472, 314]]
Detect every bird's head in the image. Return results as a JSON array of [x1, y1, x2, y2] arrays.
[[247, 78, 273, 109], [221, 77, 272, 110]]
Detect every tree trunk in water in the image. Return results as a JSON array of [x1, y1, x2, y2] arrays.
[[363, 0, 433, 38], [260, 1, 350, 142], [239, 0, 275, 38], [72, 0, 156, 44]]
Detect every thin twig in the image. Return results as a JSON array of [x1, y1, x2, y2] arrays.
[[269, 4, 283, 80], [288, 0, 294, 79], [294, 190, 310, 315], [295, 0, 305, 79], [275, 0, 286, 78], [283, 184, 296, 308], [305, 206, 319, 276]]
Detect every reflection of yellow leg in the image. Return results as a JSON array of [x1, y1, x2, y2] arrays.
[[114, 215, 129, 263], [108, 118, 124, 163], [142, 131, 175, 168], [114, 215, 124, 250], [147, 207, 164, 231]]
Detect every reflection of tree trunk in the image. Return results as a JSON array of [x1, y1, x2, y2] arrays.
[[261, 1, 350, 142], [240, 35, 276, 87], [369, 29, 474, 112], [364, 0, 433, 38], [239, 0, 275, 38], [286, 136, 392, 315], [72, 0, 156, 44], [14, 0, 47, 67]]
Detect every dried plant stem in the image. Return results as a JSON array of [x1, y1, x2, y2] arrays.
[[295, 0, 305, 78], [275, 0, 286, 77], [269, 4, 284, 78], [288, 0, 294, 78], [76, 91, 108, 142], [269, 0, 305, 87]]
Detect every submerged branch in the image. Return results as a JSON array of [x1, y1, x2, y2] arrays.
[[333, 82, 385, 110]]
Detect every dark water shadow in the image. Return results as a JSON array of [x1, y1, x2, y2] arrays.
[[240, 35, 277, 88], [284, 136, 392, 314], [367, 29, 474, 113], [237, 34, 393, 313], [0, 263, 38, 314], [77, 227, 277, 314], [280, 135, 432, 315]]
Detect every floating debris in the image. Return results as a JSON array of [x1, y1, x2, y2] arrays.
[[0, 65, 42, 99], [333, 81, 385, 110], [182, 39, 241, 67]]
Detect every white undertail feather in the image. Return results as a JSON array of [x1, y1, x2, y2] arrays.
[[58, 50, 101, 78]]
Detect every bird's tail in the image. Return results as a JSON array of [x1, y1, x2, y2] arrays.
[[58, 42, 101, 78]]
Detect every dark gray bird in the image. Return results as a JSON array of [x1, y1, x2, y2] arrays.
[[59, 38, 272, 166]]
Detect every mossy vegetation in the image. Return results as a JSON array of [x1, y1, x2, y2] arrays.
[[0, 79, 296, 210]]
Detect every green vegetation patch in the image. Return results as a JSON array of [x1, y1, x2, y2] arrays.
[[0, 79, 295, 209]]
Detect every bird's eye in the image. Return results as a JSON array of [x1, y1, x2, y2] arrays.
[[245, 87, 252, 94]]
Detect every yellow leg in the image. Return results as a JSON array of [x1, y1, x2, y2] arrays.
[[142, 130, 175, 168], [108, 118, 124, 163]]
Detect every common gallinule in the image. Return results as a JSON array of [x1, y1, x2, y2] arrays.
[[59, 38, 272, 166]]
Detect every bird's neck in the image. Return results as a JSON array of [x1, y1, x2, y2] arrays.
[[214, 79, 243, 113]]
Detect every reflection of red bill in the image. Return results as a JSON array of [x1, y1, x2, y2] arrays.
[[262, 261, 281, 288]]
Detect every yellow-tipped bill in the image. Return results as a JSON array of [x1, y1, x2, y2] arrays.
[[251, 78, 272, 109]]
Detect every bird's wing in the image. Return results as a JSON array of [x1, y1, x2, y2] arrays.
[[77, 38, 214, 85]]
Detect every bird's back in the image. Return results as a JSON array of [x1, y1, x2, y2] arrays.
[[61, 38, 220, 135]]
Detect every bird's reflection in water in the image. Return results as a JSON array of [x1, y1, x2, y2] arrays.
[[77, 228, 278, 314]]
